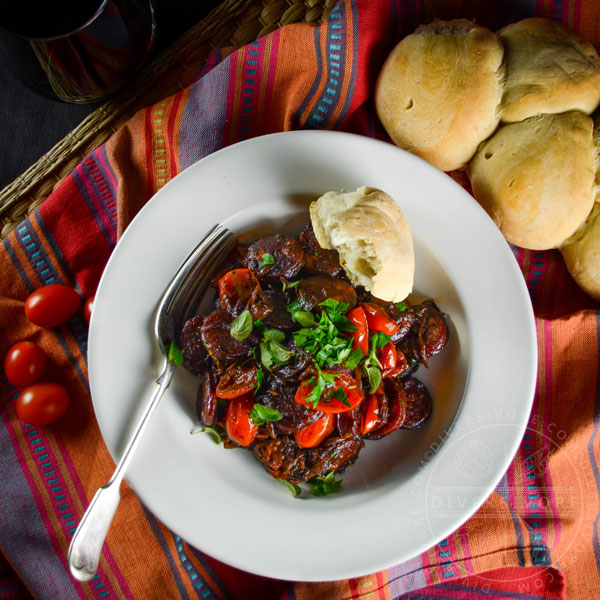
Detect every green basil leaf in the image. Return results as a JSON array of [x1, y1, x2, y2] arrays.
[[250, 403, 283, 425], [345, 347, 364, 370], [268, 339, 295, 364], [192, 426, 222, 445], [261, 253, 275, 266], [293, 310, 317, 328], [365, 365, 382, 394], [167, 342, 184, 366], [260, 341, 274, 370], [263, 328, 286, 343], [230, 309, 253, 340], [282, 279, 301, 292], [278, 479, 302, 497]]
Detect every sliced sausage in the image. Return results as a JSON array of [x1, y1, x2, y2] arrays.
[[196, 369, 218, 426], [297, 275, 357, 312], [305, 436, 363, 480], [400, 377, 432, 429], [414, 300, 449, 364], [246, 236, 305, 280], [253, 437, 308, 484], [299, 225, 342, 277], [262, 289, 294, 330], [179, 315, 209, 374], [200, 309, 256, 364]]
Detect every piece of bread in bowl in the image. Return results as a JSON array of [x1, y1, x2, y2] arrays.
[[499, 18, 600, 123], [309, 186, 414, 302], [469, 110, 596, 250], [374, 19, 504, 172]]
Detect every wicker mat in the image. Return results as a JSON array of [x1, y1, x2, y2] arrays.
[[0, 0, 336, 238]]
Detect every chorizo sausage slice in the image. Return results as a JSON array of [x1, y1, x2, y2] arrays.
[[200, 309, 255, 364], [196, 369, 218, 426], [400, 377, 432, 429], [297, 275, 357, 312], [246, 235, 305, 280], [414, 300, 449, 364], [299, 225, 343, 277], [179, 315, 209, 374]]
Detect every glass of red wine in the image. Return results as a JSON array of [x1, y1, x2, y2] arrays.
[[0, 0, 156, 103]]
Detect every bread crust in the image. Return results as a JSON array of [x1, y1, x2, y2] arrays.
[[469, 111, 596, 250], [374, 19, 504, 172], [499, 18, 600, 123], [309, 187, 414, 302]]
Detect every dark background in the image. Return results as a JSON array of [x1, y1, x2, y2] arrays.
[[0, 0, 222, 190]]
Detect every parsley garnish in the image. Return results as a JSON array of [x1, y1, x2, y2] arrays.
[[260, 253, 275, 266], [396, 301, 408, 312], [166, 341, 183, 365], [192, 426, 222, 445], [278, 479, 302, 497], [308, 471, 343, 496]]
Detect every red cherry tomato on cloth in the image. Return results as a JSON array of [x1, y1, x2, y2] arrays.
[[83, 297, 94, 324], [360, 302, 399, 336], [295, 372, 363, 413], [15, 382, 70, 426], [295, 413, 335, 448], [346, 306, 369, 355], [225, 393, 258, 447], [3, 341, 47, 387], [24, 284, 81, 328]]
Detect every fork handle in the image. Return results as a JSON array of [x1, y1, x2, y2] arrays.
[[68, 360, 176, 582]]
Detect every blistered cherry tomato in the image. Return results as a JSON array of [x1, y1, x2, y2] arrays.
[[216, 362, 258, 399], [379, 342, 397, 370], [83, 296, 94, 324], [383, 349, 409, 379], [346, 306, 368, 355], [225, 393, 258, 446], [295, 372, 363, 413], [15, 382, 69, 426], [24, 284, 81, 328], [360, 302, 399, 336], [295, 413, 335, 448], [4, 341, 47, 387], [218, 269, 271, 320], [360, 389, 385, 435]]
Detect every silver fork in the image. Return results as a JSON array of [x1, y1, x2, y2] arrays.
[[67, 223, 235, 582]]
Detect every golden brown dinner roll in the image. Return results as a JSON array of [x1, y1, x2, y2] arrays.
[[469, 111, 596, 250], [499, 18, 600, 123], [560, 202, 600, 302], [374, 19, 504, 172], [309, 186, 414, 302]]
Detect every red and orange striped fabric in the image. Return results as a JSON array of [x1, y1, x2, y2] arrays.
[[1, 1, 600, 598]]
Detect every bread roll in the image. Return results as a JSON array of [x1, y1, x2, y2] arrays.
[[469, 111, 595, 250], [309, 187, 414, 302], [560, 202, 600, 301], [499, 18, 600, 123], [374, 19, 504, 172]]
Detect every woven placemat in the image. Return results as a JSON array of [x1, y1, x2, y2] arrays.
[[0, 0, 336, 238]]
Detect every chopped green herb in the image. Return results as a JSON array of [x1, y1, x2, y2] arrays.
[[286, 300, 302, 314], [250, 404, 283, 425], [192, 426, 222, 445], [278, 479, 302, 497], [372, 330, 392, 349], [292, 310, 317, 328], [345, 347, 364, 370], [260, 253, 275, 266], [230, 309, 253, 340], [166, 341, 184, 366], [365, 365, 382, 394], [253, 319, 265, 333], [282, 279, 301, 292], [330, 386, 351, 407], [396, 301, 408, 312], [254, 367, 265, 394], [308, 471, 343, 497]]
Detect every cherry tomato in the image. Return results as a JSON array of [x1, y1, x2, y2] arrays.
[[346, 306, 368, 355], [24, 284, 81, 328], [295, 413, 335, 448], [360, 302, 399, 336], [4, 341, 47, 387], [383, 349, 409, 379], [372, 380, 407, 437], [218, 269, 271, 320], [360, 389, 385, 435], [378, 342, 397, 370], [225, 393, 258, 446], [216, 362, 258, 399], [295, 371, 363, 413], [15, 382, 70, 426], [83, 296, 94, 324]]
